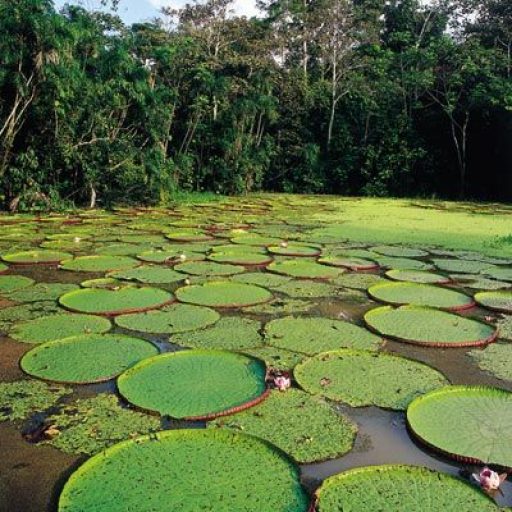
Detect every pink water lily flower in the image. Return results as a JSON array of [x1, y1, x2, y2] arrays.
[[273, 374, 291, 391], [473, 467, 505, 491]]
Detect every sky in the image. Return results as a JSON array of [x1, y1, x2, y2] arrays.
[[54, 0, 260, 25]]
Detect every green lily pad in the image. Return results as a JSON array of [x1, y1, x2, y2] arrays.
[[368, 282, 474, 311], [43, 394, 161, 455], [432, 258, 492, 274], [208, 251, 273, 265], [295, 350, 448, 410], [275, 280, 340, 298], [407, 386, 512, 467], [269, 260, 342, 279], [240, 346, 304, 371], [6, 283, 79, 303], [469, 343, 512, 381], [0, 275, 35, 293], [9, 314, 111, 344], [315, 465, 497, 512], [166, 229, 213, 242], [373, 256, 433, 270], [498, 316, 512, 341], [21, 333, 158, 384], [109, 265, 185, 284], [60, 286, 173, 316], [386, 269, 450, 285], [268, 245, 321, 257], [1, 250, 72, 265], [137, 249, 204, 263], [174, 261, 246, 276], [365, 306, 497, 347], [474, 291, 512, 313], [0, 380, 72, 422], [95, 243, 154, 257], [176, 281, 272, 308], [232, 272, 292, 288], [0, 302, 62, 332], [210, 389, 357, 463], [482, 267, 512, 283], [332, 273, 387, 290], [41, 239, 92, 252], [60, 255, 139, 273], [58, 429, 309, 512], [450, 274, 511, 290], [211, 244, 267, 254], [80, 278, 121, 289], [231, 234, 283, 246], [318, 255, 378, 271], [118, 350, 268, 420], [0, 262, 8, 273], [115, 304, 220, 334], [172, 316, 262, 350], [244, 298, 315, 315], [265, 316, 381, 355], [371, 245, 429, 258]]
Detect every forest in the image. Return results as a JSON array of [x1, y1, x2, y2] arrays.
[[0, 0, 511, 210]]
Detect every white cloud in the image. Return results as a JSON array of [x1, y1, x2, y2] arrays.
[[148, 0, 260, 17]]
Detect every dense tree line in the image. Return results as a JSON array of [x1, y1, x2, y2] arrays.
[[0, 0, 511, 209]]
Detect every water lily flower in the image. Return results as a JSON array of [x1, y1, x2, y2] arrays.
[[73, 237, 81, 243], [472, 467, 506, 491], [280, 241, 289, 248], [184, 278, 191, 286], [273, 373, 291, 391], [179, 254, 187, 262]]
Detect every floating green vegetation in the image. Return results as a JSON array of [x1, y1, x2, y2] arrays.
[[6, 283, 79, 303], [432, 258, 492, 274], [0, 262, 7, 273], [0, 275, 35, 294], [43, 394, 161, 455], [469, 343, 512, 381], [174, 261, 246, 276], [60, 255, 139, 273], [175, 281, 272, 308], [137, 248, 205, 263], [268, 260, 341, 279], [118, 234, 168, 244], [386, 269, 450, 284], [240, 346, 304, 371], [231, 234, 283, 246], [118, 350, 267, 419], [115, 304, 220, 334], [368, 282, 474, 311], [407, 386, 512, 467], [80, 278, 121, 288], [274, 280, 341, 298], [166, 229, 212, 242], [315, 465, 497, 512], [232, 272, 291, 288], [60, 286, 173, 316], [265, 316, 381, 355], [450, 274, 511, 290], [482, 266, 512, 283], [0, 380, 71, 422], [364, 306, 497, 347], [21, 333, 159, 384], [211, 244, 267, 255], [295, 350, 448, 410], [58, 429, 309, 512], [94, 243, 155, 257], [1, 250, 72, 265], [317, 255, 378, 271], [372, 256, 433, 270], [244, 298, 315, 315], [109, 265, 185, 284], [332, 273, 387, 290], [41, 239, 92, 252], [474, 291, 512, 313], [371, 245, 429, 258], [0, 302, 62, 332], [10, 313, 111, 344], [172, 316, 262, 350], [210, 389, 356, 463], [267, 244, 320, 257], [207, 251, 273, 265], [498, 315, 512, 341]]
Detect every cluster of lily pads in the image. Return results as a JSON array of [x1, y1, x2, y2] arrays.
[[0, 198, 511, 511]]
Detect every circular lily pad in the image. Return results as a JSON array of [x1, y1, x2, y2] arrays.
[[407, 386, 512, 467], [294, 350, 448, 410], [0, 275, 35, 294], [115, 304, 220, 334], [58, 429, 309, 512], [0, 262, 7, 273], [498, 315, 512, 341], [21, 333, 158, 384], [174, 261, 245, 276], [432, 258, 491, 274], [6, 282, 78, 303], [386, 269, 450, 284], [268, 245, 321, 257], [314, 465, 497, 512], [2, 250, 72, 265], [172, 316, 262, 350], [95, 243, 154, 257], [371, 245, 429, 258], [318, 255, 378, 271], [450, 274, 511, 290], [469, 343, 512, 382], [268, 260, 341, 279], [60, 255, 139, 273], [373, 256, 433, 270], [244, 298, 315, 315], [110, 265, 185, 284], [80, 278, 121, 289], [364, 306, 497, 347], [483, 267, 512, 283], [208, 251, 273, 266], [10, 314, 111, 344], [231, 234, 283, 246], [137, 249, 204, 264], [266, 316, 381, 356], [368, 282, 475, 311], [240, 346, 304, 371], [333, 273, 387, 290], [0, 302, 62, 332], [474, 291, 512, 313], [232, 272, 291, 288], [166, 229, 212, 242], [60, 286, 173, 316], [176, 281, 272, 308], [275, 280, 340, 298], [118, 350, 268, 420], [210, 389, 357, 463]]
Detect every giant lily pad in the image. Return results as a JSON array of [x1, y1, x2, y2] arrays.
[[469, 343, 512, 382], [498, 315, 512, 341], [174, 261, 245, 276], [175, 281, 272, 308], [333, 273, 387, 290], [210, 389, 357, 463], [0, 262, 7, 273], [166, 229, 213, 242], [474, 291, 512, 313], [21, 333, 158, 384], [365, 306, 497, 347], [109, 265, 185, 284], [240, 346, 304, 371], [318, 255, 378, 271], [268, 244, 321, 257], [432, 258, 491, 274], [0, 275, 35, 294], [231, 234, 283, 246], [60, 286, 173, 316], [483, 267, 512, 283], [208, 251, 273, 266], [0, 302, 61, 332], [1, 250, 72, 265], [115, 304, 219, 334], [386, 269, 450, 285], [137, 248, 204, 264], [58, 429, 309, 512], [368, 282, 475, 311], [275, 280, 341, 298], [371, 245, 429, 258], [295, 350, 448, 410], [10, 313, 111, 344], [373, 256, 433, 271], [269, 260, 341, 279], [232, 272, 291, 288], [60, 255, 139, 273], [314, 465, 497, 512], [407, 386, 512, 467], [265, 316, 381, 355], [118, 350, 268, 420], [6, 283, 79, 303]]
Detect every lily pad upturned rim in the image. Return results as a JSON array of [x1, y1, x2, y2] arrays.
[[267, 245, 322, 257], [117, 350, 270, 421], [385, 269, 451, 285], [474, 290, 512, 313], [317, 255, 379, 271], [1, 250, 72, 265], [407, 385, 512, 469]]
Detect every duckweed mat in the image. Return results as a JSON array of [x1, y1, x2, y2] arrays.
[[407, 386, 512, 467], [294, 350, 448, 410], [117, 350, 268, 419], [314, 465, 497, 512], [21, 334, 158, 384], [210, 389, 357, 463], [364, 306, 497, 347], [58, 429, 310, 512]]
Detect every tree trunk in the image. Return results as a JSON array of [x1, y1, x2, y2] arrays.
[[89, 184, 97, 209]]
